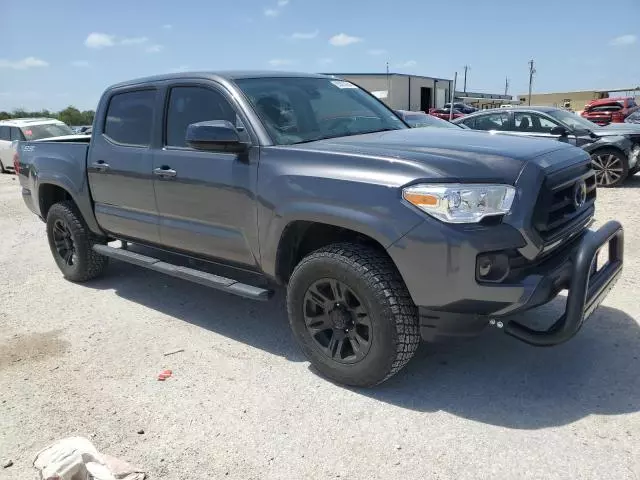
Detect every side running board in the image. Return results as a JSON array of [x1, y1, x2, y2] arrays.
[[93, 244, 272, 301]]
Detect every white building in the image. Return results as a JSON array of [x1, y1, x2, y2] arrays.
[[324, 72, 453, 111]]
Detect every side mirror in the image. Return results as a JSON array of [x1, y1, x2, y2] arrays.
[[185, 120, 247, 153], [550, 125, 569, 136]]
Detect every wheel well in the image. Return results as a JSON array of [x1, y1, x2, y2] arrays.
[[39, 184, 74, 219], [590, 146, 628, 162], [275, 221, 388, 284]]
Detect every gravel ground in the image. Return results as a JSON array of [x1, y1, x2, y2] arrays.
[[1, 172, 639, 480]]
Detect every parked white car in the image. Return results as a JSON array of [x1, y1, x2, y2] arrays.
[[0, 118, 75, 173]]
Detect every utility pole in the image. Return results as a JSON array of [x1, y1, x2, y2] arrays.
[[463, 65, 470, 93], [527, 59, 536, 106], [449, 72, 458, 122], [386, 62, 390, 101], [504, 77, 509, 96]]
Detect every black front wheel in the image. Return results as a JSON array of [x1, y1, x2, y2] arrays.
[[287, 243, 420, 387], [46, 201, 109, 282], [591, 148, 628, 187]]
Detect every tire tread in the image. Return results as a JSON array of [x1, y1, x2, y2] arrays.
[[47, 201, 108, 282], [288, 242, 420, 386]]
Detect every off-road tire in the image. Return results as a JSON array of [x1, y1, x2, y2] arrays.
[[287, 243, 420, 387], [46, 201, 109, 282]]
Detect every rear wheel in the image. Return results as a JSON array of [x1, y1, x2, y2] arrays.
[[591, 148, 628, 187], [46, 201, 109, 282], [287, 243, 420, 387]]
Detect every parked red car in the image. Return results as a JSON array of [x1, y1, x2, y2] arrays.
[[581, 97, 639, 125], [428, 107, 465, 121]]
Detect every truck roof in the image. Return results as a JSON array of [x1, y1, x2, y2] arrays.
[[109, 70, 329, 89]]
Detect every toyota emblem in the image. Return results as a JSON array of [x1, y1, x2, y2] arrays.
[[573, 180, 587, 209]]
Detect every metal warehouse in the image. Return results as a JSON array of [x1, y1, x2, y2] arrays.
[[324, 72, 454, 111]]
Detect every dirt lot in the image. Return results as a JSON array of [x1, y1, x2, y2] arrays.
[[1, 172, 639, 480]]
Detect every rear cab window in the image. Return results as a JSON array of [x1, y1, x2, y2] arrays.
[[104, 90, 156, 146]]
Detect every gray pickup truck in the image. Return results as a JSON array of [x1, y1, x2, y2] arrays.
[[16, 72, 624, 387]]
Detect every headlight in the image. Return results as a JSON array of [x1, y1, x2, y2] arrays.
[[402, 183, 516, 224]]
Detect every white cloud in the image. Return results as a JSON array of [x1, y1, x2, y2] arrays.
[[329, 33, 362, 47], [609, 34, 637, 46], [120, 36, 149, 46], [287, 30, 319, 40], [396, 60, 417, 68], [264, 8, 279, 17], [367, 48, 387, 56], [145, 44, 163, 53], [317, 57, 333, 65], [171, 65, 190, 72], [277, 0, 289, 5], [85, 32, 116, 48], [71, 60, 90, 68], [268, 58, 294, 66], [162, 24, 173, 30], [0, 57, 49, 70]]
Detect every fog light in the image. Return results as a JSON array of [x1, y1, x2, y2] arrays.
[[478, 258, 492, 277], [476, 252, 510, 282]]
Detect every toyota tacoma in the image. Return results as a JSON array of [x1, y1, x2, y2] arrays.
[[15, 72, 624, 386]]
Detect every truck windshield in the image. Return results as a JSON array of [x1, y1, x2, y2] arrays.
[[21, 123, 74, 140], [235, 77, 406, 145]]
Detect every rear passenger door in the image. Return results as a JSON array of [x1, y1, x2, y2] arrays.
[[152, 84, 260, 267], [88, 89, 161, 243]]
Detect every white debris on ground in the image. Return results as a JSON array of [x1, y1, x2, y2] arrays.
[[33, 437, 145, 480]]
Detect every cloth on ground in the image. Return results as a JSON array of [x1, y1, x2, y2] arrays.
[[33, 436, 145, 480]]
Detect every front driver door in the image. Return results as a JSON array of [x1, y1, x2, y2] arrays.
[[152, 84, 260, 267]]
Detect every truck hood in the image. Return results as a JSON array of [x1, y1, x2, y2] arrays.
[[286, 128, 582, 184]]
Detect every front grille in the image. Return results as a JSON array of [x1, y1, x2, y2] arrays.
[[533, 161, 596, 244]]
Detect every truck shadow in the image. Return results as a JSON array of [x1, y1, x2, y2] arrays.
[[85, 261, 305, 362], [86, 262, 639, 429], [360, 298, 640, 429]]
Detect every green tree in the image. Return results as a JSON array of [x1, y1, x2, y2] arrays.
[[57, 106, 84, 126]]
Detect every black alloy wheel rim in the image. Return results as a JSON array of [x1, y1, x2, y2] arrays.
[[52, 219, 76, 266], [303, 278, 373, 364], [591, 154, 624, 186]]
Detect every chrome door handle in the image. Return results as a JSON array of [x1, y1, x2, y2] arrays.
[[153, 167, 177, 178], [92, 161, 110, 171]]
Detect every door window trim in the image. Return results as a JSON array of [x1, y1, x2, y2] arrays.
[[102, 88, 157, 148], [161, 82, 256, 152]]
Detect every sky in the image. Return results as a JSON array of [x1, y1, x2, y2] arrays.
[[1, 0, 639, 112]]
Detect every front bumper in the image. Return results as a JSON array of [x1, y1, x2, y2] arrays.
[[388, 219, 623, 346], [504, 220, 622, 346]]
